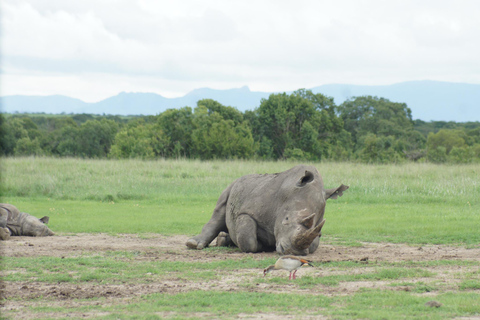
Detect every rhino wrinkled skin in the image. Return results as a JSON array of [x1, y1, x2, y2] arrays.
[[0, 203, 54, 240], [186, 165, 348, 255]]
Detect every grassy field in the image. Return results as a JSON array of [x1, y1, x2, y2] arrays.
[[1, 157, 480, 319], [2, 157, 479, 244]]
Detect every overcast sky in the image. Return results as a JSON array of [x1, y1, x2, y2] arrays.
[[2, 0, 480, 102]]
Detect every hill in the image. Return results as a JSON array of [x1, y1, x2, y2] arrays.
[[1, 80, 479, 122]]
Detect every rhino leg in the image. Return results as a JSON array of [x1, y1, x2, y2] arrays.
[[235, 214, 263, 253], [186, 184, 232, 250], [0, 227, 11, 240], [215, 231, 234, 247], [0, 207, 8, 229]]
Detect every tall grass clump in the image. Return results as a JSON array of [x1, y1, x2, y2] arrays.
[[2, 157, 478, 205]]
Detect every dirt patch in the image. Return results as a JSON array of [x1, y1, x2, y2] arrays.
[[3, 233, 479, 262], [2, 234, 480, 319]]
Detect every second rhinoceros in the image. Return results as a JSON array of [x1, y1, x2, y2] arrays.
[[186, 165, 348, 255], [0, 203, 54, 240]]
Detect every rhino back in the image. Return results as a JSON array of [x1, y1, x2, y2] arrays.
[[0, 205, 25, 236], [227, 174, 278, 214]]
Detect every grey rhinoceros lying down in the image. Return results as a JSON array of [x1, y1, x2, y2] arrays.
[[0, 203, 54, 240], [186, 165, 348, 255]]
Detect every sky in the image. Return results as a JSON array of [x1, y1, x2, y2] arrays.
[[2, 0, 480, 103]]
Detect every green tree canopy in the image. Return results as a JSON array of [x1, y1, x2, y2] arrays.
[[427, 129, 466, 154], [338, 96, 413, 144], [190, 103, 255, 159], [250, 89, 348, 160], [157, 107, 194, 158], [110, 119, 169, 159]]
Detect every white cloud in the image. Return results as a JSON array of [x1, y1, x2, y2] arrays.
[[2, 0, 480, 101]]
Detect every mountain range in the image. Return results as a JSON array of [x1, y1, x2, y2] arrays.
[[1, 80, 479, 122]]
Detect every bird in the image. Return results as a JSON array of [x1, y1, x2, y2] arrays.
[[263, 255, 314, 280]]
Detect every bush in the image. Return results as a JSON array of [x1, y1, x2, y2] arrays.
[[427, 129, 465, 154], [427, 146, 447, 163], [14, 137, 44, 156], [283, 148, 308, 160], [449, 146, 475, 164]]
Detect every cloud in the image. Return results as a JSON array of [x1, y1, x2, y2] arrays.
[[2, 0, 480, 101]]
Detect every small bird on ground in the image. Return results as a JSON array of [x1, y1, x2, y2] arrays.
[[263, 255, 314, 280]]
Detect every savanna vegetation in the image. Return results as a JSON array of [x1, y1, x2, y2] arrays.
[[2, 90, 480, 163], [1, 158, 479, 319]]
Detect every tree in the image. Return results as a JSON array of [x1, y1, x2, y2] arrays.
[[427, 129, 465, 154], [338, 96, 424, 161], [47, 118, 81, 156], [250, 89, 348, 160], [109, 119, 169, 159], [1, 118, 30, 155], [157, 107, 194, 158], [77, 119, 119, 158], [449, 146, 475, 164], [197, 99, 244, 125], [190, 102, 255, 159], [0, 115, 5, 155], [14, 137, 44, 156], [427, 146, 447, 163], [338, 96, 413, 144]]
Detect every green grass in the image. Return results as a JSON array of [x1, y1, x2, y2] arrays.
[[2, 255, 266, 283], [3, 253, 440, 286], [0, 198, 210, 235], [20, 291, 480, 320]]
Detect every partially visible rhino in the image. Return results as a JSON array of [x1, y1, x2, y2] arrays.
[[186, 165, 348, 255], [0, 203, 54, 240]]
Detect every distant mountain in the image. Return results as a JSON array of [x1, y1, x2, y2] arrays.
[[310, 81, 480, 122], [1, 95, 88, 114], [1, 81, 479, 122]]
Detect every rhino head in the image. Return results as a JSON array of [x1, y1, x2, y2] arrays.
[[21, 214, 55, 237], [273, 168, 348, 255]]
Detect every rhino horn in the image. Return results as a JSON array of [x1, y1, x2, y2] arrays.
[[293, 219, 326, 250], [300, 212, 316, 229]]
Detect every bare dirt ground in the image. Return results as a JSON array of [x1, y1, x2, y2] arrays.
[[2, 234, 480, 319]]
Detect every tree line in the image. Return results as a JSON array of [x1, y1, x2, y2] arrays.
[[2, 89, 480, 163]]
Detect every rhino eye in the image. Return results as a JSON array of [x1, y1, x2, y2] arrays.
[[285, 217, 289, 221]]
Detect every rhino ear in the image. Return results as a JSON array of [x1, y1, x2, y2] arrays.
[[297, 170, 314, 187], [325, 184, 349, 200], [39, 216, 50, 224]]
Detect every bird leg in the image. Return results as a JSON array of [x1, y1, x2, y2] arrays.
[[293, 270, 297, 280]]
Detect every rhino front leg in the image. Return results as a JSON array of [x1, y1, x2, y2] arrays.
[[235, 214, 263, 253], [186, 184, 232, 250], [0, 227, 11, 240]]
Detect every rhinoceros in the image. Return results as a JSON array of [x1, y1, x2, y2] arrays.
[[186, 165, 348, 255], [0, 203, 54, 240]]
